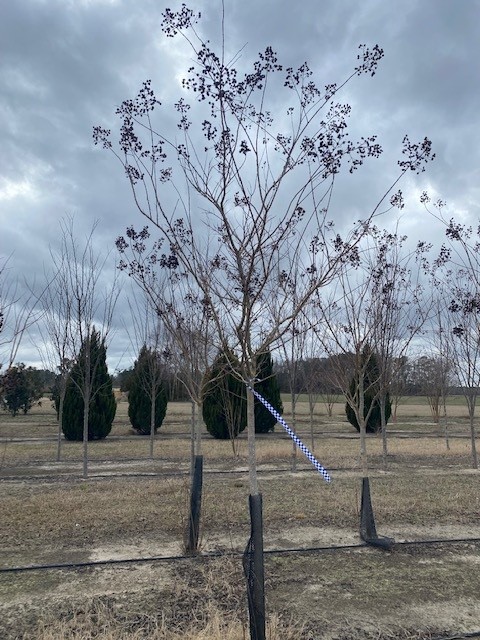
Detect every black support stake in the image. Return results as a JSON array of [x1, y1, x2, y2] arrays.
[[186, 455, 203, 554], [243, 493, 266, 640], [360, 476, 394, 550]]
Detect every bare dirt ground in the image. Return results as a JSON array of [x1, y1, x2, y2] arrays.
[[1, 398, 480, 638]]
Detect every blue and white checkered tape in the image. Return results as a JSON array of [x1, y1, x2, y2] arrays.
[[247, 385, 331, 483]]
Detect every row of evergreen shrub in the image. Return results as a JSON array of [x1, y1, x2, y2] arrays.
[[59, 339, 284, 441], [60, 336, 390, 441]]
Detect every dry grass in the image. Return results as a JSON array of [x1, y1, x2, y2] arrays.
[[267, 543, 480, 638], [27, 610, 300, 640], [1, 470, 479, 567], [0, 476, 188, 555], [7, 556, 304, 640], [3, 544, 480, 640]]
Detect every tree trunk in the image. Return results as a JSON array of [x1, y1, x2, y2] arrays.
[[247, 382, 259, 496], [83, 390, 90, 479], [359, 422, 368, 477], [56, 376, 67, 462], [308, 395, 315, 452], [83, 340, 91, 480], [442, 395, 450, 451], [468, 406, 478, 470], [380, 394, 388, 471], [291, 391, 297, 472], [149, 378, 156, 459], [194, 400, 202, 457], [190, 400, 195, 477], [358, 376, 368, 476]]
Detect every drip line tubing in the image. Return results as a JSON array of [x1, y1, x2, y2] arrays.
[[2, 536, 479, 575], [432, 633, 480, 640]]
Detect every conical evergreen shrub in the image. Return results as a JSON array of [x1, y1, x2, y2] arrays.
[[345, 348, 391, 434], [254, 350, 283, 433], [202, 350, 247, 440], [62, 329, 116, 441], [128, 345, 168, 435]]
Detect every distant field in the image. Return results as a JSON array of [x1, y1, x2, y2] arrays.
[[282, 392, 468, 405]]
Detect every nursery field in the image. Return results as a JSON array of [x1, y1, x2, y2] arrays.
[[1, 396, 480, 639]]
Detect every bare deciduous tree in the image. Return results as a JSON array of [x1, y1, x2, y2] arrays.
[[367, 228, 432, 468], [116, 237, 216, 553], [310, 227, 429, 471], [0, 256, 42, 372], [51, 219, 119, 478], [38, 253, 73, 462], [423, 194, 480, 468], [116, 231, 216, 459], [95, 5, 433, 629], [95, 10, 432, 491], [126, 293, 170, 458]]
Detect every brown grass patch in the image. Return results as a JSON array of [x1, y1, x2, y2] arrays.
[[1, 471, 479, 567], [3, 556, 303, 640]]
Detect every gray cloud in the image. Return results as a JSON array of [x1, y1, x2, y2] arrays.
[[1, 0, 479, 369]]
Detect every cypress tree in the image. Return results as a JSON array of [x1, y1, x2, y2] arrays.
[[128, 345, 168, 435], [62, 329, 116, 441], [254, 350, 283, 433], [202, 350, 247, 440], [345, 348, 391, 434]]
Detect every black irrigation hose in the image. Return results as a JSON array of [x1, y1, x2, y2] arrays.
[[2, 536, 480, 575], [0, 543, 366, 574], [432, 633, 480, 640], [0, 465, 353, 483], [3, 459, 472, 483], [398, 536, 480, 547]]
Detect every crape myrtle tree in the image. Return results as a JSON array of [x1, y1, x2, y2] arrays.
[[300, 356, 336, 449], [117, 244, 215, 554], [446, 279, 480, 469], [125, 293, 169, 457], [407, 354, 451, 421], [310, 227, 428, 473], [367, 227, 431, 467], [39, 243, 75, 461], [389, 355, 409, 423], [158, 295, 216, 555], [309, 259, 384, 477], [93, 6, 435, 491], [118, 244, 215, 464], [318, 358, 342, 418], [422, 194, 480, 468], [276, 269, 306, 467], [0, 256, 42, 373], [95, 4, 433, 632], [426, 300, 456, 449], [428, 258, 480, 468], [63, 328, 116, 441], [52, 219, 119, 478]]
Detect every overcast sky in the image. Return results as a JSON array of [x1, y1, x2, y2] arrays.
[[1, 0, 479, 372]]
